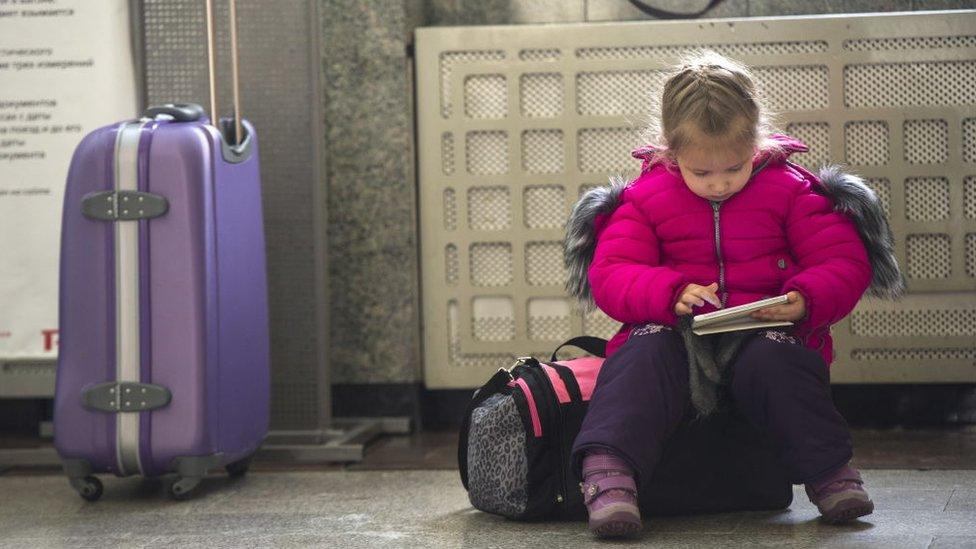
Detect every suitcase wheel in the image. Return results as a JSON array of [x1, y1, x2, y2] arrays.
[[75, 476, 103, 502], [168, 454, 223, 500], [225, 455, 253, 479], [168, 476, 201, 501]]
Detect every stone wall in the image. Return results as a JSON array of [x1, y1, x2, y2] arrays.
[[319, 1, 425, 384]]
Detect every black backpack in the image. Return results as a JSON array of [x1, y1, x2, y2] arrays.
[[458, 337, 793, 521]]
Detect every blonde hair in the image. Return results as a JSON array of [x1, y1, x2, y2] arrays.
[[642, 51, 781, 162]]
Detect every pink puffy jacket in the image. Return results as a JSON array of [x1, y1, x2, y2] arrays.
[[590, 135, 873, 365]]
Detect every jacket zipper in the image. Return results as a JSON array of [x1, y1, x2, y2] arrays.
[[710, 201, 728, 307], [704, 160, 769, 309]]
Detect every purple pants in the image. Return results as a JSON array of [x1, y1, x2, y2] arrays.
[[572, 324, 853, 487]]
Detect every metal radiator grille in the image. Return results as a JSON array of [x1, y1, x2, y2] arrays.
[[845, 121, 890, 166], [785, 122, 830, 170], [845, 61, 976, 108], [520, 73, 564, 117], [416, 12, 976, 387], [575, 40, 829, 59]]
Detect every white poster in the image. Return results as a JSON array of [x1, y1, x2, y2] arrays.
[[0, 0, 138, 360]]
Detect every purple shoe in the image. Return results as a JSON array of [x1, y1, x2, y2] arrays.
[[805, 464, 875, 524], [580, 451, 642, 538]]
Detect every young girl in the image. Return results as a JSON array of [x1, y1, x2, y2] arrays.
[[564, 52, 905, 538]]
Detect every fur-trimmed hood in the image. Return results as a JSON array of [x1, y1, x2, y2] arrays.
[[564, 175, 629, 311], [813, 165, 906, 300]]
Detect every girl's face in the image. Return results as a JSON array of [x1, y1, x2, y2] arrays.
[[674, 131, 756, 202]]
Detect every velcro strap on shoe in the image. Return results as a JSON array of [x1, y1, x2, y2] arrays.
[[826, 465, 862, 483], [809, 465, 864, 498], [581, 475, 637, 505], [835, 467, 863, 485]]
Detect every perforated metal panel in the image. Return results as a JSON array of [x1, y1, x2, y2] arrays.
[[786, 121, 830, 170], [143, 0, 326, 429], [416, 12, 976, 388]]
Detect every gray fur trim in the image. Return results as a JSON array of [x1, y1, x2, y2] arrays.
[[815, 165, 907, 300], [564, 175, 628, 310]]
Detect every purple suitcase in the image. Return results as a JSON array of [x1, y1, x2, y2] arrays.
[[55, 0, 269, 501], [53, 103, 270, 500]]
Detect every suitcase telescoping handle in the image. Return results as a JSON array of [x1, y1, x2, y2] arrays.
[[204, 0, 243, 146]]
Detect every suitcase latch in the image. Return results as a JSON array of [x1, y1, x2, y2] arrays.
[[82, 382, 172, 413], [81, 191, 169, 221]]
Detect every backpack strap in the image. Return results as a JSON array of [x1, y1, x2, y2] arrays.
[[547, 362, 583, 405], [550, 336, 608, 362]]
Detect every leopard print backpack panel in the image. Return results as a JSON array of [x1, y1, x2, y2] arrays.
[[466, 394, 529, 517]]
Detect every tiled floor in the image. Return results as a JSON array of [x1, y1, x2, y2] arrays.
[[263, 428, 976, 471], [1, 469, 975, 548], [3, 429, 975, 547], [5, 428, 976, 474]]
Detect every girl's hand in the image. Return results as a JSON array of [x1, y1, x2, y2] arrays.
[[674, 282, 721, 316], [750, 290, 807, 322]]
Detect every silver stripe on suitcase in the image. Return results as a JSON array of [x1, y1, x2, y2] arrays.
[[115, 121, 148, 476]]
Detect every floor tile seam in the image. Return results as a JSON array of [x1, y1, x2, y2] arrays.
[[943, 488, 955, 512]]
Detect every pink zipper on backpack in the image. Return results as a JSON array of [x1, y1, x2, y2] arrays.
[[508, 379, 542, 437]]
